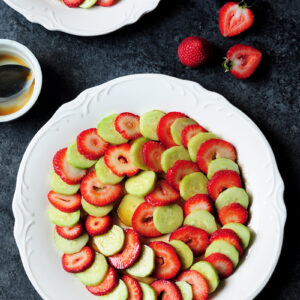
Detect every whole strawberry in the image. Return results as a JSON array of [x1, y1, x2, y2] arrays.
[[178, 36, 213, 68]]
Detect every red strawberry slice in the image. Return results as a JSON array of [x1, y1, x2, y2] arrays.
[[86, 266, 117, 296], [132, 202, 161, 238], [207, 170, 242, 201], [151, 280, 182, 300], [169, 225, 209, 256], [177, 270, 209, 300], [48, 191, 81, 213], [148, 241, 181, 280], [96, 0, 117, 6], [210, 229, 243, 256], [183, 194, 214, 216], [77, 128, 109, 160], [157, 112, 186, 148], [104, 144, 139, 176], [62, 246, 95, 273], [56, 223, 83, 240], [219, 2, 254, 37], [115, 113, 142, 140], [85, 215, 112, 237], [204, 253, 233, 278], [218, 203, 248, 226], [166, 160, 199, 190], [145, 180, 179, 207], [224, 44, 262, 79], [181, 124, 207, 148], [142, 141, 166, 172], [197, 139, 237, 174], [63, 0, 84, 8], [53, 148, 87, 184], [109, 229, 141, 269], [80, 171, 122, 206], [122, 275, 143, 300]]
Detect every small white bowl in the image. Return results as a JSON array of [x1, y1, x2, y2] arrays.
[[0, 39, 42, 122]]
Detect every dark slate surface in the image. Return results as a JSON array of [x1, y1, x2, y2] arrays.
[[0, 0, 299, 299]]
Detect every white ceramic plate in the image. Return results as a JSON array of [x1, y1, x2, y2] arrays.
[[13, 74, 286, 300], [2, 0, 160, 36]]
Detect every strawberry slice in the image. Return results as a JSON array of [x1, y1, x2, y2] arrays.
[[48, 191, 81, 213], [62, 246, 95, 273], [85, 215, 112, 237], [204, 253, 233, 278], [80, 171, 122, 206], [109, 229, 141, 269], [56, 223, 83, 240], [145, 180, 179, 206], [77, 128, 109, 160], [151, 280, 182, 300], [142, 141, 166, 172], [223, 44, 262, 79], [210, 229, 243, 256], [63, 0, 84, 8], [104, 144, 139, 176], [183, 194, 214, 216], [166, 160, 199, 190], [197, 139, 237, 174], [177, 270, 209, 300], [53, 148, 87, 184], [122, 275, 143, 300], [115, 113, 142, 140], [181, 124, 207, 148], [148, 241, 181, 280], [207, 170, 242, 201], [157, 112, 186, 148], [218, 203, 248, 226], [86, 266, 117, 296], [169, 225, 209, 256], [132, 202, 161, 238], [96, 0, 117, 6], [219, 2, 254, 37]]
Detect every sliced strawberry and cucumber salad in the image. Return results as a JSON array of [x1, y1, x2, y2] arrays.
[[47, 110, 252, 299], [62, 0, 116, 9]]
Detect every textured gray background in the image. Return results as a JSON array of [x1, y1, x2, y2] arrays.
[[0, 0, 299, 299]]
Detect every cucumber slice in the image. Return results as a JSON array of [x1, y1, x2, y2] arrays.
[[169, 240, 193, 269], [161, 146, 191, 173], [67, 141, 96, 169], [50, 171, 80, 195], [117, 194, 144, 226], [223, 223, 251, 249], [97, 114, 128, 145], [188, 133, 218, 162], [184, 209, 217, 234], [139, 282, 156, 300], [205, 240, 239, 268], [93, 225, 125, 256], [125, 171, 156, 197], [127, 245, 155, 277], [80, 0, 97, 9], [179, 172, 208, 200], [153, 204, 183, 234], [140, 110, 165, 141], [95, 157, 124, 184], [130, 137, 150, 170], [207, 158, 240, 179], [53, 230, 89, 254], [48, 204, 80, 227], [191, 261, 219, 293], [75, 253, 108, 286], [176, 281, 193, 300], [98, 279, 128, 300], [81, 197, 113, 217], [215, 187, 249, 211], [170, 117, 197, 145]]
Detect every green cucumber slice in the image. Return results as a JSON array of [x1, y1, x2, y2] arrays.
[[207, 158, 240, 179], [170, 117, 197, 145], [80, 0, 97, 9], [169, 240, 193, 269], [97, 114, 128, 145], [153, 204, 183, 234], [161, 146, 191, 173], [50, 171, 80, 195], [95, 157, 124, 184], [215, 187, 249, 211], [98, 279, 128, 300], [67, 141, 96, 169], [140, 110, 165, 141], [188, 133, 218, 162], [48, 204, 80, 227], [130, 137, 150, 170], [176, 281, 193, 300], [139, 282, 156, 300], [179, 172, 208, 200], [125, 171, 156, 197], [223, 223, 251, 249], [184, 209, 217, 234], [81, 197, 113, 217]]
